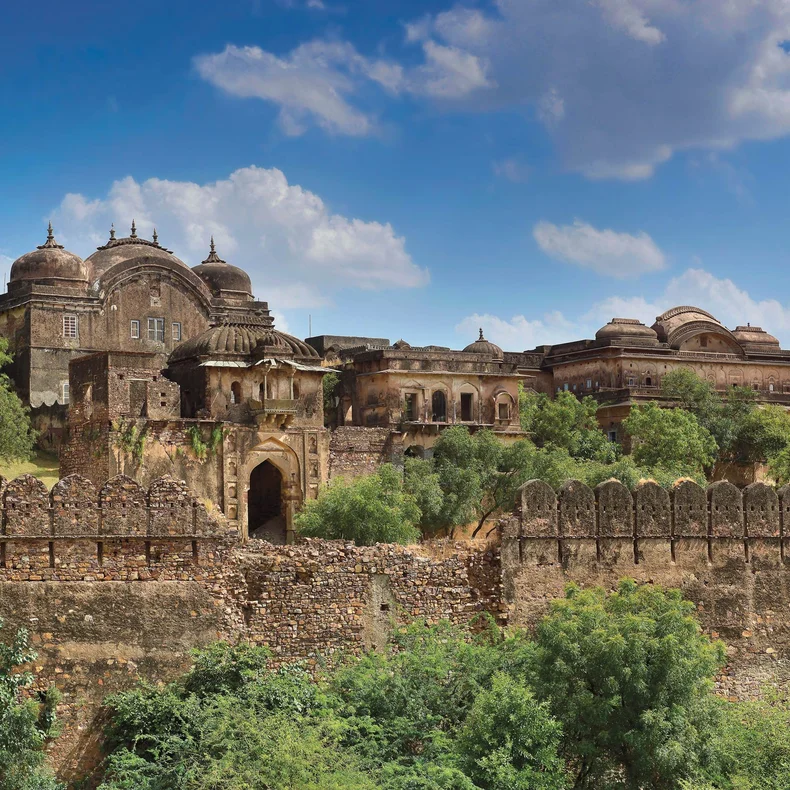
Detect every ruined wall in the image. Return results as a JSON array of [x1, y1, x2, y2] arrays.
[[500, 478, 790, 700], [329, 426, 403, 479]]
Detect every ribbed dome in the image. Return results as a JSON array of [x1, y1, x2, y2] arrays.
[[9, 223, 88, 291], [192, 238, 252, 300], [732, 325, 781, 349], [463, 329, 504, 359], [169, 322, 319, 363], [85, 222, 188, 282], [596, 318, 658, 342]]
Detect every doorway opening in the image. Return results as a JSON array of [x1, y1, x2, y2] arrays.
[[248, 460, 286, 544]]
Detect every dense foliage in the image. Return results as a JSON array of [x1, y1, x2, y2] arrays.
[[80, 581, 777, 790], [0, 337, 37, 463], [296, 464, 421, 545], [0, 619, 61, 790]]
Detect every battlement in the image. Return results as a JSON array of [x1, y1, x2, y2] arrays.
[[502, 478, 786, 566]]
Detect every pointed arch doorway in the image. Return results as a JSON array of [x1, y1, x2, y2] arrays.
[[248, 460, 287, 544]]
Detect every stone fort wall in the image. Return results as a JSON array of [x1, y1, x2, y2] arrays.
[[1, 472, 789, 780]]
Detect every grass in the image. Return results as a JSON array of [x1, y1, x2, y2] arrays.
[[0, 450, 60, 490]]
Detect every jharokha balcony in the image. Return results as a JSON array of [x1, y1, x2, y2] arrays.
[[250, 398, 299, 429]]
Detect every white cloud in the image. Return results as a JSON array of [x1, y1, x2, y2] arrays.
[[410, 40, 494, 99], [456, 267, 790, 350], [493, 156, 529, 183], [403, 0, 790, 179], [533, 219, 666, 278], [53, 165, 428, 312]]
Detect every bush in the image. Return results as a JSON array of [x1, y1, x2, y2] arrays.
[[296, 464, 421, 545]]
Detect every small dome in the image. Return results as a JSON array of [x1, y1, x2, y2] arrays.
[[732, 325, 781, 349], [392, 339, 411, 349], [463, 328, 504, 359], [192, 238, 253, 301], [85, 221, 187, 282], [169, 321, 319, 364], [596, 318, 658, 342], [9, 223, 88, 291]]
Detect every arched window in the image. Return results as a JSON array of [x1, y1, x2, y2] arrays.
[[432, 390, 447, 422], [259, 382, 266, 401], [645, 376, 652, 386], [293, 381, 300, 399], [230, 381, 242, 405]]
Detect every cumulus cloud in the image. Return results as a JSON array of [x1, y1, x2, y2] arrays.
[[533, 219, 665, 278], [407, 0, 790, 179], [456, 267, 790, 350], [53, 166, 428, 316], [194, 33, 493, 136]]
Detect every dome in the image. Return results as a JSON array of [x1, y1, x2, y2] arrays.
[[732, 325, 781, 349], [169, 321, 319, 364], [192, 238, 253, 300], [85, 222, 187, 282], [463, 328, 504, 359], [651, 306, 724, 342], [9, 223, 88, 291], [392, 339, 411, 349], [595, 318, 658, 342]]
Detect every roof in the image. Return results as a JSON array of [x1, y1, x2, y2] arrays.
[[463, 328, 504, 359], [9, 223, 88, 291]]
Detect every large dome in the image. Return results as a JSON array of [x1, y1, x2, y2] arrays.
[[169, 321, 319, 364], [9, 223, 88, 292], [85, 222, 188, 282], [463, 329, 504, 359], [596, 318, 658, 343], [192, 239, 253, 300]]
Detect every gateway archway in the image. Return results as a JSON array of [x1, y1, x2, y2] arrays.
[[248, 460, 287, 544]]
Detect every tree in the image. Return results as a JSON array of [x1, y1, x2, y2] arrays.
[[520, 389, 616, 464], [529, 580, 725, 790], [623, 402, 718, 476], [322, 371, 341, 428], [732, 405, 790, 464], [0, 619, 62, 790], [296, 464, 421, 545], [0, 338, 37, 463], [456, 672, 567, 790]]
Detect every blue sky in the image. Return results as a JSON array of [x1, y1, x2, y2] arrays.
[[3, 0, 790, 349]]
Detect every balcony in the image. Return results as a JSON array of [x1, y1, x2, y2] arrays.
[[249, 398, 299, 429]]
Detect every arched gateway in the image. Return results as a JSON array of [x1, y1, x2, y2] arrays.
[[248, 460, 287, 544]]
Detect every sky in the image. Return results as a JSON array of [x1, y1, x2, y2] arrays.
[[3, 0, 790, 349]]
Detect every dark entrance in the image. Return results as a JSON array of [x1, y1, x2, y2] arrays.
[[248, 461, 286, 544]]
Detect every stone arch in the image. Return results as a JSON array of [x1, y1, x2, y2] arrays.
[[431, 389, 448, 422], [4, 475, 50, 537], [51, 475, 98, 536], [100, 475, 147, 536]]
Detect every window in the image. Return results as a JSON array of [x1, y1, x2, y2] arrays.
[[627, 377, 635, 387], [147, 318, 165, 342], [586, 379, 592, 389], [63, 314, 77, 338], [61, 382, 70, 404], [172, 322, 182, 342], [572, 384, 577, 391], [645, 376, 652, 386], [431, 391, 447, 422], [498, 402, 509, 420], [404, 393, 416, 421], [230, 381, 241, 405], [259, 382, 266, 401], [770, 382, 775, 393], [608, 430, 617, 442], [130, 320, 140, 339], [563, 383, 569, 391], [461, 392, 473, 422]]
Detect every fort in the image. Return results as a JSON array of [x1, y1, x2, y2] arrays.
[[0, 470, 788, 779]]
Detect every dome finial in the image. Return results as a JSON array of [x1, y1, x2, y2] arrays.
[[478, 327, 484, 340], [202, 236, 226, 264], [210, 235, 216, 253], [152, 227, 158, 244], [109, 223, 116, 241], [37, 221, 64, 250], [130, 219, 137, 238], [47, 221, 54, 240]]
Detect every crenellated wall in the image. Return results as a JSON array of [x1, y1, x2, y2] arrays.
[[500, 478, 790, 702]]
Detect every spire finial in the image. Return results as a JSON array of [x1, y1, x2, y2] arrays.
[[109, 222, 116, 241], [478, 327, 484, 340], [130, 219, 137, 238], [152, 227, 158, 244], [47, 220, 54, 240], [201, 236, 226, 264], [37, 221, 64, 250], [210, 235, 216, 253]]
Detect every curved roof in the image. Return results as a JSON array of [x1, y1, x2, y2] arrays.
[[169, 321, 319, 364], [595, 318, 658, 343], [192, 238, 253, 300], [463, 328, 504, 359], [85, 222, 188, 282], [9, 223, 88, 291], [651, 305, 739, 348], [732, 325, 781, 349]]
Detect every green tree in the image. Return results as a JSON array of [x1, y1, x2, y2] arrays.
[[529, 580, 725, 790], [0, 338, 37, 463], [0, 619, 62, 790], [520, 389, 616, 464], [296, 464, 421, 545], [732, 405, 790, 464], [323, 370, 341, 428], [623, 402, 718, 476], [457, 672, 567, 790]]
